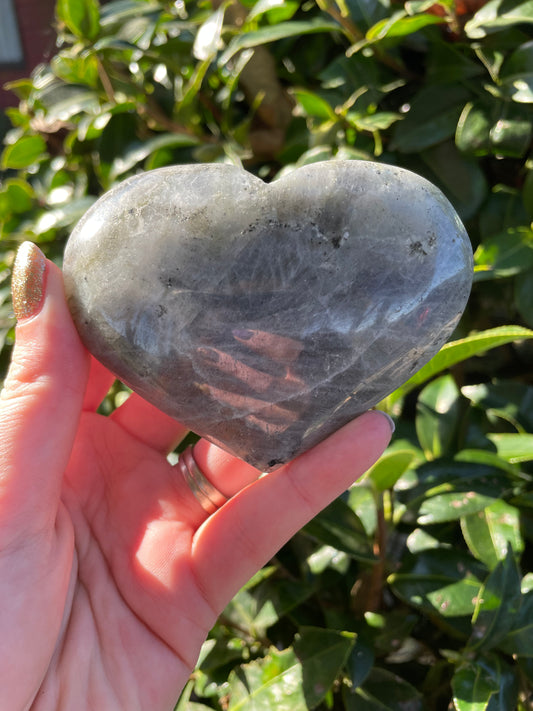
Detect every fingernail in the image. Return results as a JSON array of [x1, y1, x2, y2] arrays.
[[11, 242, 46, 321], [233, 328, 254, 341], [376, 410, 395, 434]]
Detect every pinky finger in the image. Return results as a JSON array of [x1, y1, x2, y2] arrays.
[[191, 410, 393, 614]]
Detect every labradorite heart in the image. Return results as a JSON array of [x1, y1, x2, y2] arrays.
[[63, 161, 473, 471]]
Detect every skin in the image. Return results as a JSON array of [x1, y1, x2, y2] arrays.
[[0, 260, 392, 711]]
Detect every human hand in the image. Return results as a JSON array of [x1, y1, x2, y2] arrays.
[[0, 243, 393, 711]]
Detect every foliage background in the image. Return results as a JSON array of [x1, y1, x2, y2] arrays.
[[1, 0, 533, 708]]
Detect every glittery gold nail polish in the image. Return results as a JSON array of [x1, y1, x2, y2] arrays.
[[11, 242, 46, 321]]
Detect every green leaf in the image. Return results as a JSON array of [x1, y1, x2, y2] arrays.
[[452, 662, 499, 711], [1, 135, 48, 169], [461, 380, 533, 431], [0, 179, 34, 217], [346, 637, 374, 688], [390, 84, 470, 152], [56, 0, 101, 40], [490, 117, 532, 155], [474, 227, 533, 280], [418, 491, 498, 525], [455, 102, 492, 156], [347, 111, 402, 131], [302, 498, 375, 562], [218, 19, 340, 65], [421, 141, 487, 220], [461, 500, 524, 570], [51, 52, 99, 87], [227, 629, 355, 710], [486, 433, 533, 463], [499, 590, 533, 657], [366, 11, 445, 41], [470, 548, 522, 652], [415, 375, 461, 460], [515, 268, 533, 326], [344, 666, 423, 710], [366, 449, 416, 492], [246, 0, 299, 24], [389, 548, 486, 621], [293, 628, 356, 707], [292, 89, 336, 120], [108, 133, 200, 181], [389, 326, 533, 404], [465, 0, 533, 38], [193, 6, 225, 61], [453, 654, 519, 711], [227, 648, 305, 711]]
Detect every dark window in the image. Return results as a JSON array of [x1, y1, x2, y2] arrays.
[[0, 0, 24, 65]]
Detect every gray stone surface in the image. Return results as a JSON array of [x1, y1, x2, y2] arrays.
[[63, 160, 473, 471]]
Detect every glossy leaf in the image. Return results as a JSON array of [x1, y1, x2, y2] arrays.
[[416, 375, 461, 460], [499, 591, 533, 657], [366, 11, 444, 41], [389, 326, 533, 404], [193, 7, 224, 61], [1, 135, 47, 169], [461, 380, 533, 431], [452, 662, 499, 711], [486, 433, 533, 463], [56, 0, 101, 41], [366, 449, 416, 492], [421, 141, 487, 220], [218, 20, 340, 64], [0, 179, 34, 216], [474, 227, 533, 280], [344, 666, 423, 710], [470, 549, 522, 652], [226, 628, 355, 710], [292, 89, 336, 120], [293, 627, 356, 707], [302, 497, 376, 562], [455, 102, 491, 156], [461, 501, 524, 570], [465, 0, 533, 38], [390, 84, 470, 152]]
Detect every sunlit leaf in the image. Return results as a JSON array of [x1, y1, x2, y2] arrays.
[[452, 662, 499, 711], [415, 375, 461, 460], [56, 0, 101, 40], [389, 326, 533, 404], [366, 449, 416, 491], [474, 227, 533, 280], [218, 19, 340, 65], [227, 629, 355, 710], [193, 6, 225, 61], [470, 548, 522, 652], [1, 135, 47, 169], [461, 500, 524, 570], [465, 0, 533, 38], [486, 433, 533, 463]]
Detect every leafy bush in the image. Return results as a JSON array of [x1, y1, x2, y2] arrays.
[[1, 0, 533, 708]]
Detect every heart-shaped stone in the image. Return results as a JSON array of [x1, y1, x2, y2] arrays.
[[63, 160, 472, 471]]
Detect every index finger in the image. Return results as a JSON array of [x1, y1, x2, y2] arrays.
[[190, 410, 393, 614]]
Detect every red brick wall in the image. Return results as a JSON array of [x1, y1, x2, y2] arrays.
[[0, 0, 57, 108]]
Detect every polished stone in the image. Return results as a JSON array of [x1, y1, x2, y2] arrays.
[[63, 161, 473, 471]]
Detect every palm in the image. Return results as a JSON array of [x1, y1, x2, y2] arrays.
[[1, 262, 391, 711], [38, 411, 210, 710]]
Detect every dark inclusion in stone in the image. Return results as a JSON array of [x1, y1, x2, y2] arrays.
[[63, 160, 473, 471]]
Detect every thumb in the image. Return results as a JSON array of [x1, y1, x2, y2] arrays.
[[0, 242, 90, 536]]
